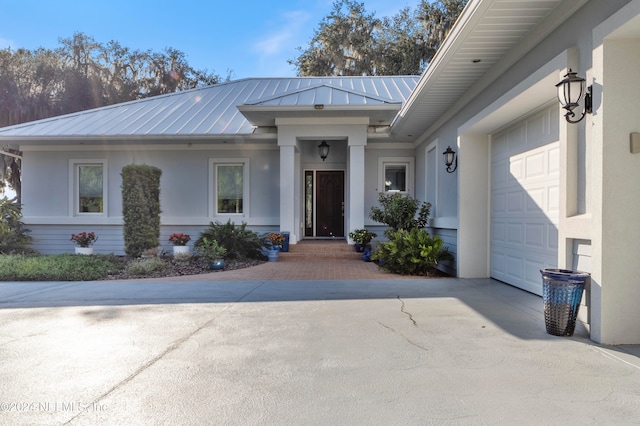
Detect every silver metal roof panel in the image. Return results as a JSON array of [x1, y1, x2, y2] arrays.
[[0, 76, 418, 140]]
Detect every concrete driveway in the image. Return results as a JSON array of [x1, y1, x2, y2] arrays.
[[1, 277, 639, 425]]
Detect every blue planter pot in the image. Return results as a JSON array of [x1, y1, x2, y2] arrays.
[[210, 259, 225, 270], [268, 250, 279, 262]]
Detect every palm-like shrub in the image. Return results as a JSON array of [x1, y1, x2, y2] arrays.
[[371, 228, 453, 276]]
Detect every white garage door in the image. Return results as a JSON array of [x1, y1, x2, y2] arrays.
[[490, 105, 559, 295]]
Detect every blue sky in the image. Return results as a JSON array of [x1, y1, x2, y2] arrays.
[[0, 0, 422, 80]]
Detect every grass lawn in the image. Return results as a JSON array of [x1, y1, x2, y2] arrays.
[[0, 254, 125, 281]]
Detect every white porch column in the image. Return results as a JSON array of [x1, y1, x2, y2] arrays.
[[457, 133, 490, 278], [347, 135, 367, 243], [279, 141, 298, 244]]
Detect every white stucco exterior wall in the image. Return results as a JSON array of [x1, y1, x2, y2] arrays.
[[590, 0, 640, 343]]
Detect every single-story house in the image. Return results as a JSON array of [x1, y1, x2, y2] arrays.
[[1, 0, 640, 345]]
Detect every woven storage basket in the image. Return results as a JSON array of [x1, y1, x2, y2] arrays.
[[540, 269, 590, 336]]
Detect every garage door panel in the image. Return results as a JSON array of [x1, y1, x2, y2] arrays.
[[548, 185, 559, 213], [492, 192, 506, 214], [491, 220, 506, 243], [526, 188, 545, 213], [510, 157, 524, 180], [490, 105, 559, 296], [492, 133, 509, 158], [491, 160, 510, 189], [507, 222, 524, 244], [525, 151, 546, 179], [507, 191, 524, 213], [548, 225, 558, 250], [525, 223, 545, 248], [549, 146, 560, 173]]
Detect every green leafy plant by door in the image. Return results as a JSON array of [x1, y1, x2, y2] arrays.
[[369, 192, 431, 234]]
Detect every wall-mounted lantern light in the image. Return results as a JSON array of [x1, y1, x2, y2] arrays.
[[443, 146, 457, 173], [318, 140, 330, 162], [556, 69, 592, 124]]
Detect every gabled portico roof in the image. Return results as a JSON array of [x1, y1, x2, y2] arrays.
[[238, 82, 408, 126]]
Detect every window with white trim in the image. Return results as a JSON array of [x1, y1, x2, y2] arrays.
[[71, 160, 106, 215], [378, 157, 414, 194], [210, 158, 249, 216]]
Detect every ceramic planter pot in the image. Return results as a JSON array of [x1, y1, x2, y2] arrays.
[[210, 259, 225, 270], [173, 245, 190, 256], [75, 247, 94, 255], [268, 250, 279, 262]]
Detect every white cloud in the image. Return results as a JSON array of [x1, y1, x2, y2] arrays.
[[0, 37, 15, 49], [246, 9, 314, 77], [253, 10, 311, 56]]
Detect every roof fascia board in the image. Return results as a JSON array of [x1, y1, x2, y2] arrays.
[[2, 133, 276, 145], [20, 143, 278, 152], [238, 104, 401, 113]]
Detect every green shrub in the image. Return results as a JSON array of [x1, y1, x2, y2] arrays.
[[0, 254, 123, 281], [195, 237, 227, 261], [369, 192, 431, 234], [0, 197, 34, 254], [121, 164, 162, 257], [126, 257, 166, 276], [195, 220, 266, 260], [348, 228, 377, 245], [371, 228, 453, 276]]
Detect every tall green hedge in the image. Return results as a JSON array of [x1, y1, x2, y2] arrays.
[[121, 164, 162, 257]]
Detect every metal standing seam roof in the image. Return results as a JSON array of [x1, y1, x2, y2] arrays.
[[0, 76, 419, 139]]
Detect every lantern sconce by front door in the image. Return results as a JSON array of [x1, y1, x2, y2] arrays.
[[556, 69, 592, 124], [443, 146, 457, 173], [318, 140, 330, 162]]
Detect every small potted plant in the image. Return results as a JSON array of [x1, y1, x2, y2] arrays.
[[197, 237, 227, 270], [348, 228, 377, 252], [169, 233, 191, 256], [266, 232, 285, 250], [70, 231, 98, 255], [265, 232, 285, 261]]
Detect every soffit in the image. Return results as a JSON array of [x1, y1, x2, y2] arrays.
[[391, 0, 576, 143]]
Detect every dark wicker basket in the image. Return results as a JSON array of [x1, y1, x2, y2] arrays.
[[540, 269, 590, 336]]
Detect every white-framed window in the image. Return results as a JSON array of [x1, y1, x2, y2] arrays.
[[70, 160, 107, 215], [209, 158, 250, 217], [378, 157, 414, 194]]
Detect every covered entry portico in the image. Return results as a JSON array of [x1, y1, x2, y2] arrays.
[[276, 118, 368, 245]]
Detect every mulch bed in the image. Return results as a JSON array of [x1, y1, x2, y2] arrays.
[[101, 256, 266, 280]]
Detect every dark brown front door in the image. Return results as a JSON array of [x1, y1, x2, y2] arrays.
[[315, 171, 344, 237]]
